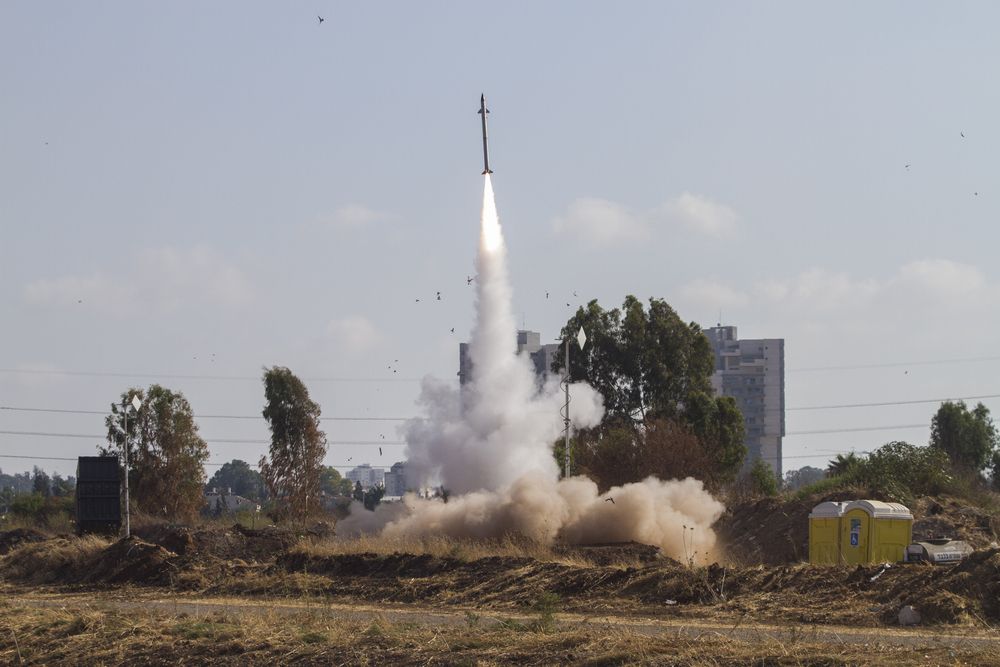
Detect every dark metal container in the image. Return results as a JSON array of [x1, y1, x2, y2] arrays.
[[75, 456, 121, 535]]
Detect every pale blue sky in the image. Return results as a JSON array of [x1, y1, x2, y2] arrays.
[[3, 2, 1000, 478]]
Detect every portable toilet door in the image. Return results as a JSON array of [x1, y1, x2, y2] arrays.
[[840, 500, 913, 564], [840, 504, 872, 565], [864, 501, 913, 563], [808, 501, 846, 564]]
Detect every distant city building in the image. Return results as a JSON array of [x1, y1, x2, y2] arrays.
[[204, 488, 258, 514], [704, 325, 785, 476], [383, 461, 408, 497], [459, 330, 562, 385], [346, 464, 385, 489]]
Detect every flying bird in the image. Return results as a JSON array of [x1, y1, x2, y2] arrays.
[[545, 292, 549, 299], [904, 164, 910, 169], [605, 497, 615, 504], [450, 328, 455, 333], [379, 447, 382, 456], [415, 298, 420, 302], [317, 15, 325, 24], [436, 291, 441, 300], [961, 131, 965, 138], [466, 276, 473, 285]]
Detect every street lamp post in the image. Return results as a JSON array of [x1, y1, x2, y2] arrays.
[[122, 393, 142, 538], [562, 327, 587, 479]]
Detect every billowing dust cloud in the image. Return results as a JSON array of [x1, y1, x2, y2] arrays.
[[338, 175, 724, 561]]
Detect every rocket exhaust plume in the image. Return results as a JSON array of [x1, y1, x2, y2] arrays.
[[337, 104, 724, 561]]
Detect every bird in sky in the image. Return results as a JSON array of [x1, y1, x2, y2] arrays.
[[904, 164, 910, 169], [545, 292, 549, 299], [961, 131, 965, 138], [415, 298, 420, 302], [436, 291, 441, 300], [466, 276, 473, 285], [317, 15, 325, 24], [573, 291, 578, 297], [450, 328, 455, 333], [605, 497, 615, 504], [379, 447, 382, 456]]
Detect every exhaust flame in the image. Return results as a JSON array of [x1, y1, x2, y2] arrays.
[[337, 174, 725, 562]]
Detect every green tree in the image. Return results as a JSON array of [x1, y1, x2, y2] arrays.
[[206, 460, 266, 500], [258, 367, 327, 520], [991, 451, 1000, 492], [555, 296, 745, 486], [102, 385, 210, 523], [749, 458, 779, 497], [50, 474, 75, 498], [929, 401, 999, 472], [557, 296, 715, 424], [31, 467, 51, 498], [363, 484, 386, 511], [784, 466, 826, 491], [319, 466, 352, 497], [855, 441, 952, 502], [827, 452, 860, 477]]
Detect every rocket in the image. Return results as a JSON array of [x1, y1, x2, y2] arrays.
[[478, 93, 493, 174]]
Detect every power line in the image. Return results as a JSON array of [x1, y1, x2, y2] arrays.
[[785, 424, 925, 436], [788, 355, 1000, 373], [5, 352, 1000, 382], [0, 454, 368, 469], [0, 368, 427, 382], [0, 406, 410, 421], [786, 394, 1000, 411], [0, 430, 404, 445]]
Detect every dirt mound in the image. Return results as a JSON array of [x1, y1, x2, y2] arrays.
[[83, 538, 178, 585], [717, 492, 1000, 565], [0, 528, 49, 555], [134, 523, 304, 562], [554, 541, 664, 566], [910, 497, 999, 549]]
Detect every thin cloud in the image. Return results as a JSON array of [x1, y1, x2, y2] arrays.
[[552, 197, 647, 245], [326, 315, 385, 354], [659, 192, 739, 239], [553, 192, 739, 245], [23, 245, 253, 313], [322, 204, 391, 230]]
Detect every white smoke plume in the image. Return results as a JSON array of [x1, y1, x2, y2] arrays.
[[337, 175, 724, 561]]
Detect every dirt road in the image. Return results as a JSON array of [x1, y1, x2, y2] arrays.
[[12, 591, 1000, 651]]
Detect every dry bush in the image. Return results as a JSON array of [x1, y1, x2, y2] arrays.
[[0, 535, 110, 584]]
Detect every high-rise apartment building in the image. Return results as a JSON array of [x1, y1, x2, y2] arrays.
[[459, 330, 561, 385], [345, 464, 385, 489], [704, 326, 785, 476], [383, 461, 408, 497]]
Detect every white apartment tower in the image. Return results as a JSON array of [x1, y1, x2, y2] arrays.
[[704, 326, 785, 476]]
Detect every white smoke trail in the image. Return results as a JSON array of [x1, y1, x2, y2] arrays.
[[338, 175, 724, 561]]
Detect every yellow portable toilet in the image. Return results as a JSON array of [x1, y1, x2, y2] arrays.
[[808, 501, 847, 564], [840, 500, 912, 565]]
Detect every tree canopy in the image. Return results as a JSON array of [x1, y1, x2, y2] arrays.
[[556, 296, 745, 488], [102, 385, 209, 523], [929, 401, 999, 472], [258, 367, 327, 520], [206, 460, 266, 500]]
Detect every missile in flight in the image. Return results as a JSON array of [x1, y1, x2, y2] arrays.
[[478, 93, 493, 175]]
